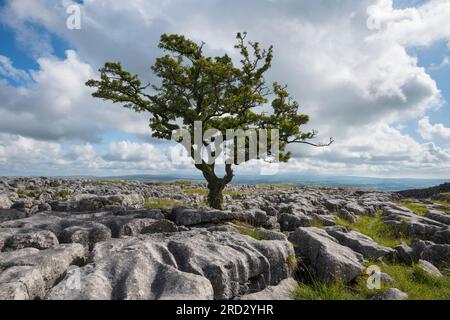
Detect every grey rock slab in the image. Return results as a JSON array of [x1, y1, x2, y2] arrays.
[[4, 230, 59, 251], [418, 259, 443, 278], [425, 210, 450, 225], [289, 227, 364, 283], [325, 228, 395, 260], [240, 278, 297, 300], [374, 288, 408, 300]]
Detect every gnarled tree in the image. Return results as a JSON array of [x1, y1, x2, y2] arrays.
[[86, 32, 332, 209]]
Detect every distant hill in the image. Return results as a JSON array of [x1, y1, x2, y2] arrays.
[[397, 182, 450, 198], [97, 174, 449, 192]]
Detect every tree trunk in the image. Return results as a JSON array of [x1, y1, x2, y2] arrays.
[[196, 162, 234, 210], [207, 180, 225, 210]]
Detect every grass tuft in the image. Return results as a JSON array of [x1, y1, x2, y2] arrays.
[[395, 201, 428, 216], [233, 222, 264, 240], [380, 263, 450, 300], [336, 212, 411, 247], [56, 189, 71, 199]]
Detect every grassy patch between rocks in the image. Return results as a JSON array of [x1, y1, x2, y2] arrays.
[[379, 263, 450, 300], [294, 263, 450, 300], [233, 222, 264, 240], [395, 201, 428, 216], [336, 214, 411, 247], [181, 188, 250, 197], [17, 188, 41, 198], [144, 197, 189, 209], [56, 189, 72, 198], [293, 277, 384, 300]]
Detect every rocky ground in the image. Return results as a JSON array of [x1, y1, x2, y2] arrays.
[[0, 177, 449, 300]]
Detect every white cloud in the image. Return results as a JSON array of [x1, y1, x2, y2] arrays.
[[366, 0, 450, 47], [418, 116, 450, 140], [0, 50, 150, 141], [0, 55, 31, 83], [0, 0, 449, 178], [429, 56, 450, 71], [105, 141, 166, 163], [0, 134, 177, 175]]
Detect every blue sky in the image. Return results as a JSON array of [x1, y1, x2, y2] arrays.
[[0, 0, 449, 178]]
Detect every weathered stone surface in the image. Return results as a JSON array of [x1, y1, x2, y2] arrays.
[[0, 195, 12, 210], [1, 178, 449, 300], [373, 288, 408, 300], [169, 207, 235, 226], [59, 223, 111, 248], [418, 259, 442, 278], [0, 209, 27, 223], [337, 209, 358, 223], [421, 244, 450, 267], [382, 206, 448, 243], [46, 241, 214, 300], [0, 244, 87, 291], [278, 213, 311, 231], [392, 243, 414, 265], [289, 227, 364, 283], [425, 210, 450, 225], [4, 231, 59, 251], [46, 231, 293, 300], [0, 266, 45, 300], [325, 227, 394, 259], [240, 278, 297, 300]]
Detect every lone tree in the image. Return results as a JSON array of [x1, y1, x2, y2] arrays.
[[86, 33, 332, 209]]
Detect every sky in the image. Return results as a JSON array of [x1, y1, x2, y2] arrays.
[[0, 0, 449, 179]]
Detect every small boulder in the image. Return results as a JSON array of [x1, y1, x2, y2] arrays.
[[374, 288, 408, 300], [417, 259, 442, 278], [289, 227, 364, 283], [4, 231, 59, 251]]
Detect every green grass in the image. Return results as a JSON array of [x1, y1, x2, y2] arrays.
[[181, 188, 209, 196], [336, 213, 411, 247], [17, 188, 41, 198], [233, 222, 264, 240], [181, 188, 250, 197], [287, 254, 299, 271], [293, 277, 384, 300], [144, 197, 189, 209], [395, 201, 429, 216], [380, 263, 450, 300], [293, 263, 450, 300], [431, 200, 450, 213], [55, 189, 71, 198], [310, 217, 325, 228]]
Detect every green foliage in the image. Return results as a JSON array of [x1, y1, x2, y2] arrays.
[[395, 201, 429, 216], [336, 212, 411, 247], [17, 188, 41, 198], [86, 32, 329, 209], [56, 189, 71, 199]]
